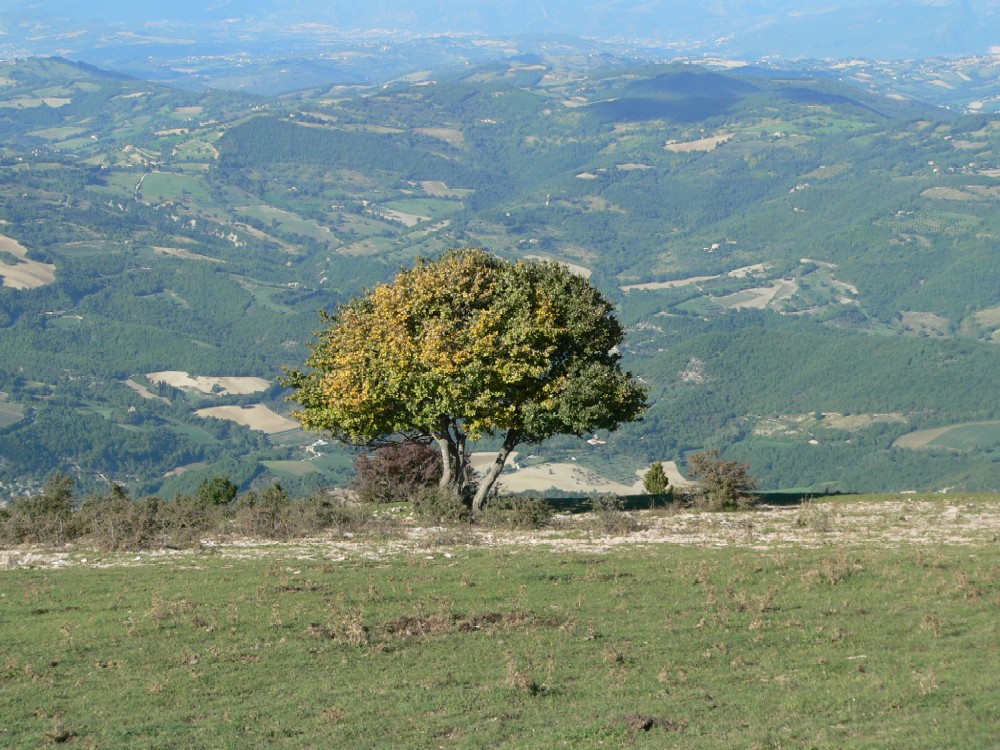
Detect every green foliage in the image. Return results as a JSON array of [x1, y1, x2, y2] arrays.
[[196, 475, 239, 506], [284, 249, 647, 509], [686, 450, 759, 510], [642, 462, 671, 495]]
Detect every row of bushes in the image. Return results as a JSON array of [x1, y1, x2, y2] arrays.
[[0, 448, 758, 552], [0, 474, 384, 551], [0, 472, 564, 551]]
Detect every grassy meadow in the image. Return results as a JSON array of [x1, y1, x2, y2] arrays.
[[2, 495, 999, 748]]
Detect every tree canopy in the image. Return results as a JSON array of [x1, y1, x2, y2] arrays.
[[282, 248, 648, 510]]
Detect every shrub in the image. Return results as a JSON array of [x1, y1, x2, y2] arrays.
[[77, 485, 161, 551], [158, 493, 229, 547], [588, 493, 642, 535], [686, 450, 759, 510], [352, 442, 443, 504], [412, 487, 471, 525], [196, 475, 239, 506], [234, 483, 293, 539], [480, 495, 554, 530], [1, 472, 78, 545]]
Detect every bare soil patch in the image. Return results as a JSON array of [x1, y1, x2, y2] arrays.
[[415, 127, 464, 146], [152, 246, 224, 263], [147, 371, 269, 396], [713, 280, 797, 309], [195, 404, 298, 434], [123, 379, 169, 403], [0, 234, 56, 289], [621, 263, 769, 293], [470, 454, 688, 494], [665, 133, 733, 153], [381, 208, 429, 227]]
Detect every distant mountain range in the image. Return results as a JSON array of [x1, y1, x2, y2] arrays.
[[1, 1, 999, 60]]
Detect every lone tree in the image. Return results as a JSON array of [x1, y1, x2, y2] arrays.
[[282, 248, 647, 512], [642, 461, 671, 496]]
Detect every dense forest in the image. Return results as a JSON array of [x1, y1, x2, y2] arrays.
[[0, 54, 998, 497]]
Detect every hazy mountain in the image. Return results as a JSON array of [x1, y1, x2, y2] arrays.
[[1, 1, 998, 60]]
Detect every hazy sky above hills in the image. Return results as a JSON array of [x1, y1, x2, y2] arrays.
[[0, 0, 998, 59]]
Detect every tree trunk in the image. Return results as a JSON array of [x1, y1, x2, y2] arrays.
[[471, 429, 518, 514], [434, 431, 453, 490], [433, 417, 473, 500]]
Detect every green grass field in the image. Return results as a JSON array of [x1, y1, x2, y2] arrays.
[[384, 197, 463, 217], [927, 422, 1000, 451], [139, 172, 213, 205], [894, 421, 1000, 451], [163, 418, 220, 446], [0, 401, 24, 427], [263, 453, 353, 478], [237, 204, 339, 244], [1, 496, 998, 749]]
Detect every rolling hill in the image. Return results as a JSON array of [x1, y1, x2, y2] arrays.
[[0, 54, 998, 496]]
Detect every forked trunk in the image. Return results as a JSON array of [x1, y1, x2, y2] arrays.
[[471, 429, 518, 514]]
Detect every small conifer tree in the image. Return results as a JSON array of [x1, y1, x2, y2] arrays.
[[643, 462, 670, 495]]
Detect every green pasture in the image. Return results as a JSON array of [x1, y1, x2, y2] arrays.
[[139, 172, 213, 204], [231, 277, 296, 315], [878, 211, 982, 236], [163, 418, 220, 446], [172, 134, 220, 162], [93, 172, 143, 198], [237, 204, 338, 244], [384, 197, 463, 217], [1, 533, 997, 749], [263, 453, 353, 478], [0, 401, 24, 427], [928, 422, 1000, 451], [26, 126, 86, 141], [326, 211, 399, 239]]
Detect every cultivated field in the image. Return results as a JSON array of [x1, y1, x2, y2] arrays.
[[151, 247, 224, 263], [0, 235, 56, 289], [620, 263, 769, 293], [713, 280, 798, 310], [665, 133, 733, 152], [195, 404, 299, 434], [146, 372, 270, 396], [1, 495, 998, 748], [894, 421, 1000, 451]]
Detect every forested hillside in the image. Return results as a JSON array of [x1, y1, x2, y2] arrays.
[[0, 55, 998, 496]]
